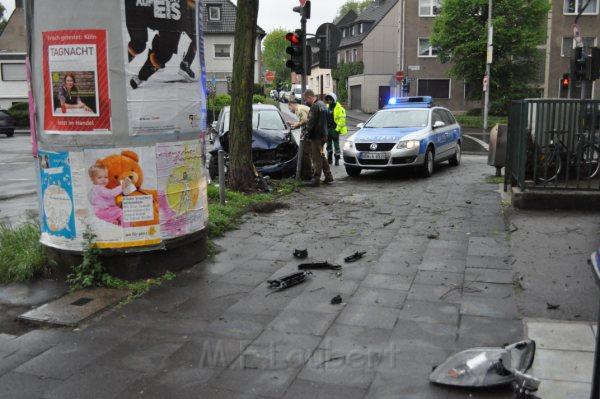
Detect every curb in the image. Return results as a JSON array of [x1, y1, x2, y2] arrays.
[[512, 187, 600, 210]]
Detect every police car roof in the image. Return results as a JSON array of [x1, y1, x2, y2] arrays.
[[384, 96, 433, 109]]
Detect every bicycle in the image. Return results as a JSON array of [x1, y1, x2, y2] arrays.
[[535, 130, 600, 183]]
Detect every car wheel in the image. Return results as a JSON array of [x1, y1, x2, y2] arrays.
[[421, 147, 434, 177], [5, 129, 14, 138], [345, 165, 362, 177], [449, 141, 461, 166]]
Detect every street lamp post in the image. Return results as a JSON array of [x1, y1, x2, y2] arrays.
[[483, 0, 493, 132]]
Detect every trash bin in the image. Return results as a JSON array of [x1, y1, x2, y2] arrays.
[[590, 249, 600, 399], [25, 0, 209, 279], [487, 124, 507, 176]]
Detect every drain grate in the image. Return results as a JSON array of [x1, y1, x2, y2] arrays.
[[71, 297, 94, 306]]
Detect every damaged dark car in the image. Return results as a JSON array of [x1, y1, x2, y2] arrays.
[[208, 104, 299, 180]]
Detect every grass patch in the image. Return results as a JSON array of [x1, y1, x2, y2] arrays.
[[207, 179, 299, 238], [456, 115, 508, 129], [485, 175, 504, 184], [0, 221, 49, 284]]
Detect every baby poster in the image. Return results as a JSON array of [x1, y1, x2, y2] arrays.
[[82, 147, 160, 248], [156, 140, 205, 239], [38, 150, 76, 246]]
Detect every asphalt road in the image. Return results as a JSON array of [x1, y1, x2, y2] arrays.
[[0, 134, 38, 225]]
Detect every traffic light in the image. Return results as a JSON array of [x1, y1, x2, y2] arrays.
[[590, 47, 600, 81], [293, 0, 311, 19], [561, 73, 570, 90], [571, 46, 586, 79], [286, 30, 303, 74]]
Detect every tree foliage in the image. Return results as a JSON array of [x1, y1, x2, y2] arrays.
[[262, 28, 290, 85], [337, 0, 371, 18], [430, 0, 549, 114], [332, 61, 364, 104]]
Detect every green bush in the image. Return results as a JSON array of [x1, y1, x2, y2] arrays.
[[8, 102, 29, 127], [331, 61, 364, 105], [252, 94, 266, 104], [465, 108, 482, 117], [455, 115, 508, 129], [207, 94, 232, 124]]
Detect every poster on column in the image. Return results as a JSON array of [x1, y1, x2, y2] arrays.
[[122, 0, 204, 135], [83, 147, 161, 248], [38, 150, 77, 247], [156, 140, 205, 239], [42, 29, 111, 134]]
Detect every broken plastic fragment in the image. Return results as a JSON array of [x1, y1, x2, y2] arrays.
[[298, 262, 342, 271], [430, 340, 536, 388], [330, 295, 342, 305], [267, 271, 312, 291], [344, 251, 366, 263], [293, 249, 308, 259]]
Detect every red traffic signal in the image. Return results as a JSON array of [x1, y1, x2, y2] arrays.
[[561, 73, 570, 89], [286, 32, 300, 45]]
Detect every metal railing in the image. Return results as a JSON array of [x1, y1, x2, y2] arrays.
[[506, 99, 600, 191]]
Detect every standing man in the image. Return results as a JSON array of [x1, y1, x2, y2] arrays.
[[288, 98, 313, 180], [325, 93, 347, 166], [304, 90, 333, 187]]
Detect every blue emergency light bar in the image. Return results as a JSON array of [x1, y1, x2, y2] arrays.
[[385, 96, 433, 109]]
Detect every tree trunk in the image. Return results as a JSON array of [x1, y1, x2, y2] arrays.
[[228, 0, 259, 192]]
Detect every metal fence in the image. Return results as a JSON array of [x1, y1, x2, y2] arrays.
[[506, 99, 600, 191]]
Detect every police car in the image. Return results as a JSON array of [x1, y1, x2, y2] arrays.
[[342, 96, 461, 177]]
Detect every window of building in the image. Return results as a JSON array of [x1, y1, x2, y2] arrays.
[[351, 26, 356, 36], [561, 36, 596, 57], [208, 5, 221, 21], [346, 50, 350, 61], [214, 44, 231, 58], [419, 0, 442, 16], [326, 74, 331, 87], [417, 79, 451, 99], [418, 38, 438, 57], [563, 0, 598, 14], [352, 49, 358, 61], [1, 63, 26, 81], [359, 23, 364, 34], [342, 29, 347, 38]]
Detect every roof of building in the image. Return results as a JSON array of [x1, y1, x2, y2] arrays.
[[204, 0, 265, 37], [0, 7, 26, 53], [338, 0, 398, 49]]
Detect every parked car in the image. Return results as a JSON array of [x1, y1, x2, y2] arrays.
[[291, 84, 302, 102], [342, 96, 462, 177], [208, 104, 298, 180], [0, 109, 15, 137], [269, 89, 279, 101]]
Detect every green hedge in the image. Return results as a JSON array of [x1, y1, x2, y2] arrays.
[[455, 115, 507, 129], [8, 102, 29, 127]]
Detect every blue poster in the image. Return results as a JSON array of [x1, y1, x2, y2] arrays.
[[39, 150, 76, 239]]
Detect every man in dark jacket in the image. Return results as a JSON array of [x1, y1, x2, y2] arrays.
[[303, 89, 333, 187]]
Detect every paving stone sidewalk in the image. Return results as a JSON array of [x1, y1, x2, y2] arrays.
[[0, 155, 582, 398]]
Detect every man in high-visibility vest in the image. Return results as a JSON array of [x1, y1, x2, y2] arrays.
[[324, 93, 348, 166]]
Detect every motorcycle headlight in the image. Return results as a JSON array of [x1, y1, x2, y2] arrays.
[[396, 140, 420, 150]]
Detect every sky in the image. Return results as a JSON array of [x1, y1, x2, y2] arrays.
[[1, 0, 347, 33]]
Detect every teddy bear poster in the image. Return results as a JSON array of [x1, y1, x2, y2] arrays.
[[79, 146, 161, 248]]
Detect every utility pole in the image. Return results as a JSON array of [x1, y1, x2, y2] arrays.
[[301, 15, 307, 96], [483, 0, 492, 132]]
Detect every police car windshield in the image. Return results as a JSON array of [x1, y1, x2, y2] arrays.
[[364, 110, 429, 128], [223, 110, 286, 131]]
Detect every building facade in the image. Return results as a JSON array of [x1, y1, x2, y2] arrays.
[[542, 0, 600, 99], [0, 2, 27, 110], [203, 0, 265, 95]]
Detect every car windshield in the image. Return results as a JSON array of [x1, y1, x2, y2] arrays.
[[364, 110, 429, 128], [223, 110, 286, 131], [294, 87, 302, 95]]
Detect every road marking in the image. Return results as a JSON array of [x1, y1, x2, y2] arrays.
[[463, 134, 489, 151], [1, 179, 34, 182], [0, 162, 32, 165]]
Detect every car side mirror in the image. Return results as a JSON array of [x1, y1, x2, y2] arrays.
[[433, 120, 445, 129], [357, 123, 365, 129]]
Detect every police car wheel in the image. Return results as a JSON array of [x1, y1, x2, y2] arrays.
[[421, 148, 434, 177], [345, 165, 362, 177], [449, 142, 461, 166]]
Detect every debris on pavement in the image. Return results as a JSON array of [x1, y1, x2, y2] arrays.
[[317, 356, 345, 368], [508, 224, 519, 233], [465, 200, 472, 205], [427, 232, 440, 240], [330, 295, 342, 305], [546, 302, 560, 310], [293, 249, 308, 259], [430, 340, 537, 390], [247, 201, 289, 214], [344, 251, 366, 263], [267, 271, 312, 291], [298, 262, 342, 271], [383, 218, 396, 227]]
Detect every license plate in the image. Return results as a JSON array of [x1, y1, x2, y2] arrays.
[[361, 152, 389, 160]]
